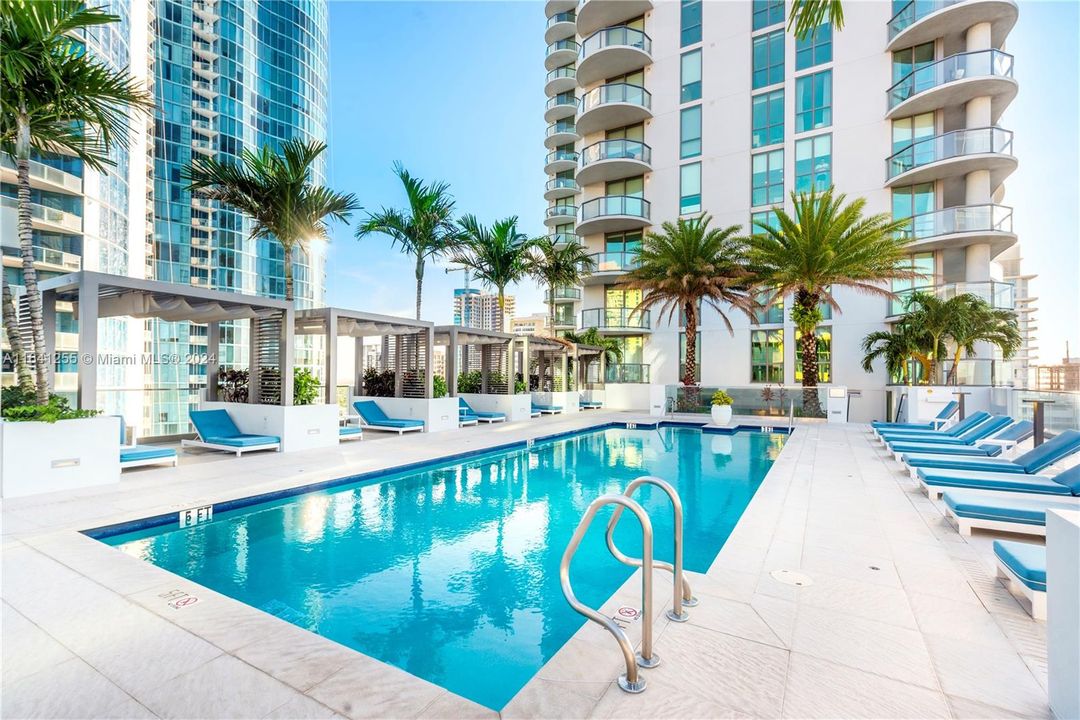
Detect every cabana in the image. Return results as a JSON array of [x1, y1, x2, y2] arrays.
[[515, 335, 579, 414], [573, 343, 605, 409], [296, 308, 458, 433], [435, 325, 530, 422]]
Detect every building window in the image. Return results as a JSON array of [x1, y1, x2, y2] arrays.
[[891, 112, 935, 154], [604, 230, 642, 254], [752, 30, 784, 89], [606, 175, 644, 197], [892, 42, 934, 85], [681, 0, 702, 46], [751, 149, 784, 207], [751, 209, 780, 234], [891, 183, 935, 220], [605, 123, 645, 142], [679, 332, 703, 382], [680, 105, 702, 158], [753, 291, 784, 324], [795, 69, 832, 133], [890, 252, 936, 314], [681, 49, 702, 103], [751, 89, 784, 148], [752, 0, 784, 30], [794, 133, 831, 193], [680, 163, 702, 215], [795, 22, 832, 70], [751, 329, 784, 383], [795, 327, 832, 383]]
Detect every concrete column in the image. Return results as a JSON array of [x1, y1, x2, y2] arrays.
[[425, 327, 434, 398], [447, 328, 458, 396], [323, 309, 337, 405], [966, 96, 992, 129], [480, 343, 490, 394], [965, 243, 992, 282], [965, 21, 991, 52], [280, 307, 295, 406], [42, 289, 56, 392], [76, 276, 99, 411], [206, 321, 220, 401], [393, 335, 403, 397], [561, 350, 569, 392], [504, 339, 513, 396], [520, 337, 529, 392], [354, 336, 364, 395]]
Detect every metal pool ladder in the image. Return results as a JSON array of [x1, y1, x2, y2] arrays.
[[559, 476, 695, 694]]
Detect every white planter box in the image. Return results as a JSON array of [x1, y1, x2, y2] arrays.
[[711, 404, 733, 425], [1048, 510, 1080, 720], [532, 391, 579, 413], [200, 401, 338, 453], [350, 396, 460, 433], [0, 416, 121, 498], [602, 384, 667, 416], [459, 393, 532, 422], [901, 386, 988, 424]]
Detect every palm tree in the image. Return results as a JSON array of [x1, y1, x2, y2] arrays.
[[528, 237, 594, 332], [2, 0, 153, 401], [747, 188, 914, 416], [789, 0, 844, 40], [621, 215, 756, 389], [355, 163, 458, 320], [183, 139, 358, 302], [451, 216, 538, 332], [899, 291, 968, 384], [861, 324, 926, 385], [945, 295, 1021, 385]]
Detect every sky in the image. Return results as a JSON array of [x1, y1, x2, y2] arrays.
[[322, 0, 1080, 361]]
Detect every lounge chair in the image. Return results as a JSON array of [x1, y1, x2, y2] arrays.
[[875, 411, 992, 444], [580, 395, 604, 410], [529, 406, 541, 418], [994, 540, 1046, 620], [532, 402, 563, 415], [351, 400, 424, 434], [903, 429, 1080, 477], [117, 416, 178, 469], [916, 461, 1080, 500], [942, 489, 1079, 537], [181, 409, 281, 457], [459, 412, 479, 428], [887, 420, 1033, 461], [871, 400, 958, 434], [885, 415, 1013, 461], [339, 425, 363, 441], [458, 398, 506, 424]]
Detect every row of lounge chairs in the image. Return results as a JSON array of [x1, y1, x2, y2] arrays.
[[871, 406, 1080, 619]]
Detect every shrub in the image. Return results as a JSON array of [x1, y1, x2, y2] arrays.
[[362, 367, 396, 397], [293, 367, 320, 405], [433, 375, 447, 398], [1, 393, 99, 423], [457, 370, 482, 394], [218, 367, 249, 402], [711, 389, 734, 406]]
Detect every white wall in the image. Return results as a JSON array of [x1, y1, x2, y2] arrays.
[[0, 416, 121, 498], [601, 384, 666, 416], [200, 401, 338, 452], [1048, 510, 1080, 720], [351, 396, 460, 433], [459, 393, 533, 423], [532, 391, 580, 413]]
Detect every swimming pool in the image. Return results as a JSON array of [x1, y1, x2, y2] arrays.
[[96, 424, 785, 709]]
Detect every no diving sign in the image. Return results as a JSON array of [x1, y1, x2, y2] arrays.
[[613, 606, 640, 628], [159, 588, 199, 610]]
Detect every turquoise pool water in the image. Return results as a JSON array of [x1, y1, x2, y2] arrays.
[[101, 425, 784, 709]]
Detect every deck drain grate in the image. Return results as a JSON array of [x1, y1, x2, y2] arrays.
[[770, 569, 813, 587]]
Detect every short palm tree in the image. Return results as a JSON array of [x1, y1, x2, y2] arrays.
[[451, 216, 538, 332], [899, 291, 967, 384], [861, 323, 927, 385], [563, 327, 623, 364], [747, 188, 914, 416], [355, 163, 459, 320], [789, 0, 844, 39], [1, 0, 153, 401], [621, 215, 756, 389], [183, 139, 358, 302], [528, 237, 594, 332], [945, 295, 1021, 385]]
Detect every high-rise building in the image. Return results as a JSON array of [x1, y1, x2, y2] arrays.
[[543, 0, 1035, 417], [453, 288, 516, 333], [511, 312, 552, 337]]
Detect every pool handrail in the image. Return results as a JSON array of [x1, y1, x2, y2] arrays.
[[560, 494, 656, 693], [605, 475, 696, 623]]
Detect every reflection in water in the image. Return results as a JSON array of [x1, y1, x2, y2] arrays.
[[106, 427, 783, 710]]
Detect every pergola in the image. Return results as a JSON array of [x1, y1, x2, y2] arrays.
[[574, 343, 606, 388], [38, 271, 294, 409], [434, 325, 516, 396], [515, 335, 572, 392], [295, 308, 434, 404]]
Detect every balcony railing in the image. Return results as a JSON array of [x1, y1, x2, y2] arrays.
[[888, 0, 963, 38], [888, 127, 1013, 178], [888, 49, 1014, 109], [545, 149, 579, 165], [0, 156, 82, 193], [547, 10, 576, 26], [546, 66, 577, 84], [898, 203, 1013, 243], [546, 120, 577, 137], [2, 196, 81, 232], [579, 26, 652, 59], [546, 94, 577, 112], [548, 232, 579, 245], [546, 38, 580, 56], [579, 139, 651, 167], [588, 250, 639, 273], [581, 307, 650, 330], [545, 177, 579, 193], [546, 204, 578, 220], [580, 195, 650, 222], [32, 245, 82, 271], [890, 280, 1015, 316], [586, 363, 650, 384], [579, 82, 651, 113], [546, 286, 582, 301]]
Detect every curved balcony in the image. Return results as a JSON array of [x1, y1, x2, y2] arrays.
[[581, 250, 640, 285], [886, 127, 1015, 188], [544, 204, 579, 227], [577, 26, 653, 87], [544, 119, 579, 149], [0, 157, 82, 195], [887, 0, 1018, 52], [897, 203, 1016, 254], [545, 10, 577, 44], [545, 65, 577, 96], [577, 139, 651, 186], [887, 49, 1016, 121], [888, 280, 1015, 317], [1, 196, 81, 234], [544, 0, 576, 17], [547, 232, 580, 246], [580, 307, 651, 334], [576, 83, 652, 136], [545, 39, 580, 71], [546, 286, 582, 303], [577, 195, 650, 236], [544, 148, 579, 174], [544, 176, 580, 201], [544, 92, 577, 123], [576, 0, 653, 37]]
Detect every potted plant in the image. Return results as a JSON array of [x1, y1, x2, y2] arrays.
[[710, 389, 734, 426]]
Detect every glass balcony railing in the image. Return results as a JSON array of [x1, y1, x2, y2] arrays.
[[545, 149, 579, 166], [586, 363, 650, 384], [548, 232, 580, 246], [888, 127, 1013, 178], [547, 10, 576, 26], [888, 49, 1014, 109], [580, 26, 652, 59], [545, 177, 579, 193], [897, 203, 1014, 242], [546, 94, 577, 113], [546, 204, 578, 220], [546, 286, 582, 302], [546, 120, 577, 137], [889, 280, 1015, 316], [546, 38, 580, 57], [580, 195, 650, 222], [581, 307, 650, 330], [0, 156, 82, 193], [1, 196, 82, 232], [888, 0, 963, 38], [546, 66, 577, 84], [579, 82, 651, 114], [580, 139, 651, 167], [588, 250, 639, 273]]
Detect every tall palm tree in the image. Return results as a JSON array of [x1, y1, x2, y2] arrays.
[[789, 0, 844, 40], [747, 188, 914, 416], [945, 295, 1021, 385], [451, 216, 538, 332], [1, 0, 153, 402], [355, 163, 458, 320], [183, 139, 358, 302], [621, 215, 756, 389], [528, 237, 594, 332]]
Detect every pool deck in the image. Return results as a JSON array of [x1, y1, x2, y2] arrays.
[[1, 414, 1052, 719]]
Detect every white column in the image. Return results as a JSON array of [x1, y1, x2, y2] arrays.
[[76, 276, 99, 411], [323, 309, 337, 405], [1047, 510, 1080, 720]]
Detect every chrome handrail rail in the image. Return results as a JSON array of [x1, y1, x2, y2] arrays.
[[560, 494, 657, 693], [605, 476, 696, 622], [787, 399, 795, 432]]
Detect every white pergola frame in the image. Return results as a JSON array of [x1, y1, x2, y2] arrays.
[[434, 325, 517, 397]]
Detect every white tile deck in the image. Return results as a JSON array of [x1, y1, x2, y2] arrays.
[[1, 415, 1051, 719]]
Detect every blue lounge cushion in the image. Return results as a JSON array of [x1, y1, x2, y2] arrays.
[[890, 441, 1002, 457], [581, 400, 603, 407], [191, 409, 243, 440], [878, 412, 991, 440], [339, 426, 362, 436], [872, 400, 958, 428], [944, 490, 1078, 527], [993, 540, 1046, 592], [1013, 430, 1080, 474], [120, 446, 176, 462], [459, 399, 507, 420], [885, 415, 1011, 449], [1050, 464, 1080, 494], [916, 467, 1076, 495], [204, 434, 280, 447], [903, 454, 1028, 473], [532, 403, 563, 411], [353, 400, 424, 428]]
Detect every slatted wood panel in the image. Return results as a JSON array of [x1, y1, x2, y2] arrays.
[[253, 314, 282, 404]]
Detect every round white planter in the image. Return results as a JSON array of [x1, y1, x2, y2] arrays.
[[711, 404, 732, 426]]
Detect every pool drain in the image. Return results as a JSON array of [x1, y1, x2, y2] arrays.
[[770, 569, 813, 587]]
